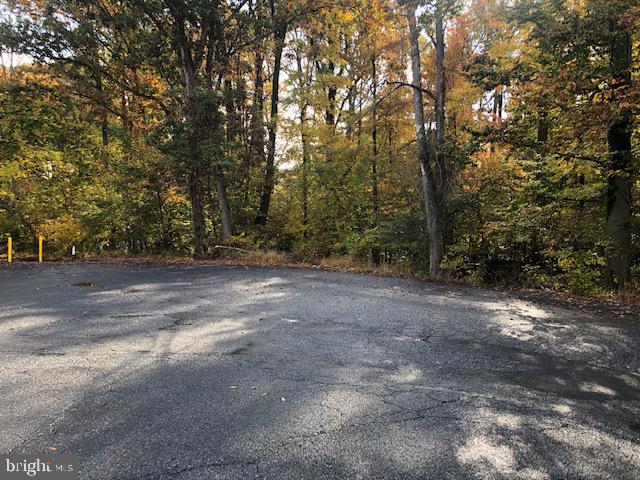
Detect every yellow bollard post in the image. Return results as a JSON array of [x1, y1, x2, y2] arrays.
[[39, 236, 43, 263], [7, 236, 12, 263]]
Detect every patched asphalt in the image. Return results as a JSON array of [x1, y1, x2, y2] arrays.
[[1, 262, 640, 479]]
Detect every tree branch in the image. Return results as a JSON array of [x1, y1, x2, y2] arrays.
[[386, 80, 436, 101]]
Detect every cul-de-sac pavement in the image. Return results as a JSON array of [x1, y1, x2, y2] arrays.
[[1, 262, 640, 479]]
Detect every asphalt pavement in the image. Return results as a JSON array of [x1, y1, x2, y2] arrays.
[[1, 262, 640, 479]]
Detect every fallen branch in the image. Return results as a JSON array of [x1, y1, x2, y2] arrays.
[[213, 245, 252, 253]]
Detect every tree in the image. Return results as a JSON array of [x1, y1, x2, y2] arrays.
[[503, 0, 638, 290], [255, 0, 289, 225], [606, 7, 633, 289], [404, 0, 458, 277]]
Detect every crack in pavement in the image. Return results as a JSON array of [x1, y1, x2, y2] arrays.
[[277, 397, 465, 446]]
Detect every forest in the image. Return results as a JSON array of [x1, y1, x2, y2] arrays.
[[0, 0, 638, 294]]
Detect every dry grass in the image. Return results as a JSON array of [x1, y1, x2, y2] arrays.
[[318, 255, 413, 276], [237, 249, 292, 266], [209, 250, 418, 280]]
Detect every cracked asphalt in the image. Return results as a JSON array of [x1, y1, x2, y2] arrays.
[[1, 262, 640, 479]]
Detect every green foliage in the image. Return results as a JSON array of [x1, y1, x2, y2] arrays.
[[0, 68, 192, 256], [1, 0, 638, 295]]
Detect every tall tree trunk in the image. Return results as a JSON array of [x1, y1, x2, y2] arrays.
[[93, 47, 109, 146], [189, 170, 206, 258], [121, 90, 133, 134], [176, 22, 208, 257], [326, 60, 337, 126], [606, 29, 633, 289], [371, 52, 380, 264], [217, 77, 237, 243], [250, 50, 266, 165], [346, 84, 356, 138], [406, 5, 446, 278], [434, 0, 447, 191], [101, 116, 109, 146], [301, 111, 310, 239], [96, 74, 108, 146], [224, 78, 240, 141], [492, 86, 503, 122], [295, 51, 310, 239], [371, 53, 379, 221], [215, 172, 233, 242], [255, 22, 287, 225]]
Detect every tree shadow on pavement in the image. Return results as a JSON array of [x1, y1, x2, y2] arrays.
[[2, 263, 640, 479]]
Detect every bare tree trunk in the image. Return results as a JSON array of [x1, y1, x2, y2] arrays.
[[432, 0, 447, 275], [492, 86, 503, 122], [255, 21, 287, 225], [371, 53, 379, 221], [406, 4, 446, 277], [101, 116, 109, 146], [434, 0, 447, 194], [346, 85, 356, 138], [189, 170, 206, 258], [215, 173, 233, 242], [294, 50, 310, 239], [302, 133, 310, 239], [176, 19, 208, 257], [606, 29, 633, 289], [216, 76, 238, 243], [326, 60, 337, 126], [250, 50, 266, 164], [224, 78, 240, 141], [95, 69, 109, 146], [371, 52, 380, 264]]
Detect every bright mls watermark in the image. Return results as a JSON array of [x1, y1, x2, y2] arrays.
[[0, 455, 79, 479]]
